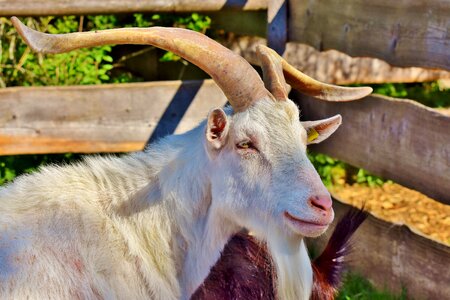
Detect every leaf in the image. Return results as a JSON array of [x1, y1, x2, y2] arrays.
[[103, 55, 113, 62], [99, 74, 110, 80]]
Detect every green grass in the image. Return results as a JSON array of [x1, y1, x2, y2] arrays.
[[338, 272, 408, 300]]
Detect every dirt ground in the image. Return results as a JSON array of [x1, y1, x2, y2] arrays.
[[330, 182, 450, 246]]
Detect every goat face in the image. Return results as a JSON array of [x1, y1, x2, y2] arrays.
[[205, 98, 340, 239]]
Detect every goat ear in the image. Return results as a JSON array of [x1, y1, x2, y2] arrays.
[[206, 108, 229, 149], [301, 114, 342, 145]]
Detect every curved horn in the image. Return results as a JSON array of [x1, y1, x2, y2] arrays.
[[256, 45, 372, 101], [256, 45, 289, 101], [11, 17, 272, 112]]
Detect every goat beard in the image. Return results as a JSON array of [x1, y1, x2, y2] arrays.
[[192, 207, 367, 300], [266, 226, 313, 300]]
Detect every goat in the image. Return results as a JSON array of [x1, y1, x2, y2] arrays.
[[192, 206, 368, 300], [1, 17, 372, 300]]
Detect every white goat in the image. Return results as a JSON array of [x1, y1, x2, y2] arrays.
[[1, 18, 371, 300]]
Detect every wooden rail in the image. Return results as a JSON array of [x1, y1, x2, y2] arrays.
[[289, 0, 450, 71], [0, 0, 268, 16], [0, 80, 227, 154], [223, 36, 450, 84], [293, 91, 450, 204], [307, 200, 450, 300]]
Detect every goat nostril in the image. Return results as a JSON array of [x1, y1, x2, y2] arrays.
[[310, 195, 332, 211], [311, 201, 326, 211]]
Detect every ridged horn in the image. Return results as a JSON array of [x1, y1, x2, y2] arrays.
[[11, 17, 273, 112], [256, 44, 289, 101], [256, 45, 372, 101]]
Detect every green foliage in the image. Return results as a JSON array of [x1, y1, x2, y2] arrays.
[[337, 272, 409, 300], [371, 82, 450, 108], [156, 13, 212, 62], [354, 169, 386, 187], [0, 13, 213, 87], [308, 152, 387, 187], [0, 153, 81, 186], [308, 153, 348, 186], [86, 15, 118, 30], [123, 13, 211, 62], [110, 71, 142, 84], [0, 16, 117, 86]]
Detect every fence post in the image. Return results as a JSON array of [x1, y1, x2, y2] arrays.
[[267, 0, 288, 54]]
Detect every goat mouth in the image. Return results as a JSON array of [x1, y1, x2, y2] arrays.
[[283, 211, 330, 231]]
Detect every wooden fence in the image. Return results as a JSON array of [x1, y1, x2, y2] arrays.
[[0, 81, 227, 154], [1, 0, 449, 298], [288, 0, 450, 70], [0, 0, 269, 15], [310, 199, 450, 299]]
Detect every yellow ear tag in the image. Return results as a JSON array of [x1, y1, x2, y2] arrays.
[[307, 128, 319, 142]]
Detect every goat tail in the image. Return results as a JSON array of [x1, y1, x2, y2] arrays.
[[311, 205, 368, 300]]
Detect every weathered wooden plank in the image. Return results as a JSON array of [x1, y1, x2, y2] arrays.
[[288, 0, 450, 70], [221, 36, 450, 84], [307, 200, 450, 300], [0, 80, 228, 155], [211, 11, 267, 37], [0, 0, 267, 16], [293, 91, 450, 204]]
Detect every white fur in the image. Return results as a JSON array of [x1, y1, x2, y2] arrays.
[[268, 226, 313, 300], [0, 97, 339, 299]]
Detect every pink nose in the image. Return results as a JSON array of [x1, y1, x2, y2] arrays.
[[309, 195, 333, 211]]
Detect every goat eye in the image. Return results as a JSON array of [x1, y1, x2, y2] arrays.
[[236, 141, 256, 150]]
